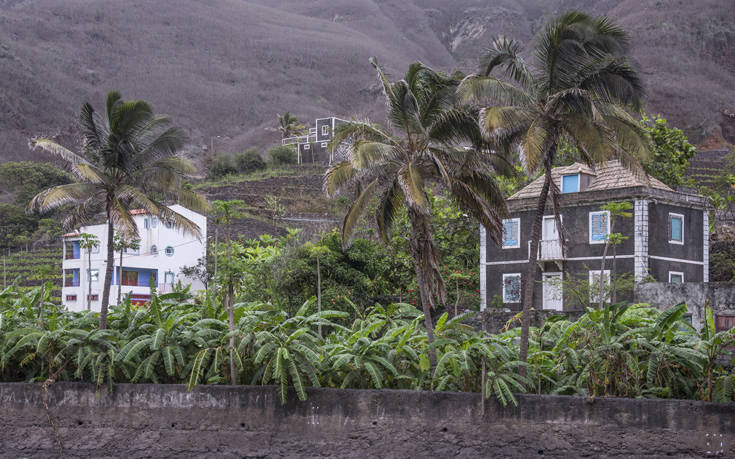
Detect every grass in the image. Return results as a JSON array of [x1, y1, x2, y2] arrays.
[[193, 164, 325, 190]]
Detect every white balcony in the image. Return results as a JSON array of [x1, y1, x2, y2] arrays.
[[530, 239, 565, 264]]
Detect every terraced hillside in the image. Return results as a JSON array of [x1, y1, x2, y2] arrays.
[[196, 164, 343, 241], [686, 150, 732, 188], [2, 245, 63, 303]]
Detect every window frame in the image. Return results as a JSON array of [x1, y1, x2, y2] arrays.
[[668, 271, 684, 283], [165, 246, 175, 257], [561, 174, 580, 193], [588, 269, 611, 303], [321, 125, 329, 136], [65, 294, 77, 301], [589, 210, 611, 245], [502, 273, 522, 303], [303, 143, 310, 150], [87, 269, 99, 283], [668, 212, 684, 245], [502, 218, 521, 249], [150, 245, 158, 256], [124, 246, 140, 255]]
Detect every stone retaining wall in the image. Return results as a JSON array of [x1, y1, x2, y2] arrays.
[[1, 383, 733, 458]]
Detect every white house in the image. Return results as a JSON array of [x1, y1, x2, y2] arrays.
[[61, 204, 207, 311]]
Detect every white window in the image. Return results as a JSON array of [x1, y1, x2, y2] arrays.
[[164, 271, 175, 284], [502, 218, 520, 248], [669, 213, 684, 244], [303, 144, 310, 150], [561, 174, 580, 193], [669, 271, 684, 283], [502, 273, 521, 303], [589, 270, 611, 303], [88, 269, 99, 283], [150, 217, 158, 228], [124, 246, 139, 255], [321, 142, 328, 148], [321, 125, 329, 136], [150, 245, 158, 256], [589, 211, 610, 244], [165, 246, 174, 257]]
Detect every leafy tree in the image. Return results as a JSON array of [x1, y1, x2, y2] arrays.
[[0, 161, 71, 206], [459, 12, 650, 368], [29, 91, 208, 329], [233, 148, 266, 173], [325, 58, 509, 366], [268, 144, 297, 165], [641, 113, 697, 188], [207, 154, 238, 179]]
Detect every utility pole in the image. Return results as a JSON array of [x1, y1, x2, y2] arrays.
[[2, 255, 6, 288]]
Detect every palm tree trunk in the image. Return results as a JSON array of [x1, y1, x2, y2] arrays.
[[87, 248, 92, 311], [117, 248, 123, 305], [598, 219, 614, 309], [407, 209, 442, 369], [317, 254, 322, 338], [99, 217, 115, 329], [611, 243, 618, 304], [519, 170, 552, 369]]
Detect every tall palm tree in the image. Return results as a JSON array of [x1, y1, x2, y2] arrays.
[[29, 91, 209, 329], [459, 12, 651, 367], [325, 59, 510, 365], [276, 112, 304, 139]]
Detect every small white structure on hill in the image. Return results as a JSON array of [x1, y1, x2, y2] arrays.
[[61, 204, 206, 311]]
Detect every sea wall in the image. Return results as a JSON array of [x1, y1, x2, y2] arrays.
[[1, 383, 733, 458]]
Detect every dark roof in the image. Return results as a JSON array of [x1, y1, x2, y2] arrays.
[[508, 160, 673, 200]]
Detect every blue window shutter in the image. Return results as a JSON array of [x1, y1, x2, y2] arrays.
[[591, 212, 608, 241], [562, 174, 579, 193], [671, 216, 682, 241], [503, 220, 518, 246]]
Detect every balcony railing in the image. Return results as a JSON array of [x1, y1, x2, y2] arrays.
[[530, 239, 564, 261]]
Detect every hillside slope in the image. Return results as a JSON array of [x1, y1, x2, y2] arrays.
[[1, 0, 734, 162]]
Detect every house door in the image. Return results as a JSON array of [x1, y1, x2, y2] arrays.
[[542, 272, 563, 310], [541, 216, 562, 259]]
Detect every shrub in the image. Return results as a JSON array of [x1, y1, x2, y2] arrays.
[[207, 154, 238, 179], [268, 145, 297, 165], [234, 148, 266, 173]]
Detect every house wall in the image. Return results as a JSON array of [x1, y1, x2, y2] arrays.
[[646, 201, 705, 282], [61, 205, 206, 311], [2, 383, 733, 457], [483, 200, 637, 311]]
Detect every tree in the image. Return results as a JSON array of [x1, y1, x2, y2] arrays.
[[640, 113, 697, 188], [276, 112, 305, 139], [325, 58, 509, 366], [212, 199, 246, 385], [29, 91, 208, 329], [459, 12, 650, 368], [78, 232, 99, 311], [596, 201, 632, 308], [112, 233, 141, 305]]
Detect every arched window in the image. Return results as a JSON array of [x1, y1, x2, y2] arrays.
[[150, 245, 158, 255], [165, 246, 174, 257]]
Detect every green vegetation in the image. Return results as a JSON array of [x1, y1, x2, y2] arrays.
[[641, 113, 697, 188], [1, 247, 63, 303], [206, 149, 267, 180], [459, 12, 650, 368], [268, 144, 297, 165], [2, 285, 734, 405]]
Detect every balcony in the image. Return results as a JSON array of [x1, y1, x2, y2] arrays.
[[530, 239, 565, 268]]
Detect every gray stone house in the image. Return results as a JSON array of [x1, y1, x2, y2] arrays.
[[282, 116, 347, 164], [480, 161, 710, 311]]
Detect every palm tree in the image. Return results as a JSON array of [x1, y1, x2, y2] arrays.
[[78, 232, 99, 311], [459, 12, 651, 367], [325, 59, 509, 365], [276, 112, 304, 139], [112, 233, 140, 305], [29, 91, 209, 329]]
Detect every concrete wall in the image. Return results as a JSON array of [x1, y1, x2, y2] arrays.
[[1, 383, 733, 458], [635, 281, 735, 329]]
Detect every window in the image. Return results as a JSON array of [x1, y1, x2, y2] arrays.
[[669, 213, 684, 244], [303, 144, 310, 150], [87, 294, 99, 301], [165, 246, 174, 257], [715, 314, 735, 333], [502, 274, 521, 303], [321, 125, 329, 136], [65, 241, 80, 259], [87, 269, 99, 283], [164, 271, 175, 284], [589, 211, 610, 244], [150, 245, 158, 256], [144, 217, 149, 229], [121, 270, 138, 286], [88, 244, 100, 254], [150, 217, 158, 228], [502, 218, 520, 248], [669, 271, 684, 283], [165, 220, 173, 229], [65, 268, 80, 287], [321, 142, 328, 148], [124, 246, 139, 255], [561, 174, 580, 193], [589, 270, 610, 303], [66, 294, 77, 301]]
